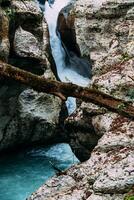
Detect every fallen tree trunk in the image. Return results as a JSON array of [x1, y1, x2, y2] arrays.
[[0, 60, 134, 119]]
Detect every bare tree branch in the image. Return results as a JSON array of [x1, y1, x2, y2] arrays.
[[0, 60, 134, 119]]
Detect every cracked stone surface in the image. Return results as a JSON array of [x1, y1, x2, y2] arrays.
[[28, 0, 134, 199]]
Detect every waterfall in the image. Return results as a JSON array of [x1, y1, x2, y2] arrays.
[[42, 0, 91, 115]]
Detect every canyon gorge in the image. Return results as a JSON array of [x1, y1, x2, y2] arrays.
[[0, 0, 134, 199]]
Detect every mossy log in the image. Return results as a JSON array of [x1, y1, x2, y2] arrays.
[[0, 60, 134, 119]]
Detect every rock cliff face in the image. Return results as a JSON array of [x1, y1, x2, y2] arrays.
[[0, 0, 63, 151], [28, 0, 134, 199], [0, 7, 10, 62], [0, 0, 98, 158], [0, 0, 134, 199]]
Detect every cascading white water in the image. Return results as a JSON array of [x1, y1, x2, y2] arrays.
[[43, 0, 91, 115]]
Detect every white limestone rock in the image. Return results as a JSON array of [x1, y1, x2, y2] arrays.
[[14, 27, 41, 59]]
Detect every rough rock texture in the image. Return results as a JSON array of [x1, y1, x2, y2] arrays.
[[64, 106, 100, 162], [11, 0, 50, 63], [0, 82, 62, 151], [0, 0, 62, 151], [14, 26, 42, 59], [0, 0, 98, 154], [18, 89, 62, 144], [0, 0, 134, 198], [28, 115, 134, 200], [28, 0, 134, 199], [0, 8, 10, 61]]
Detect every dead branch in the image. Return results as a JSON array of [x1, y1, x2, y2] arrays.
[[0, 60, 134, 119]]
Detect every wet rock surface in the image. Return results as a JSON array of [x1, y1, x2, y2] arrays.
[[0, 0, 61, 151], [28, 0, 134, 199], [14, 27, 42, 59], [18, 89, 62, 144], [0, 0, 134, 199], [28, 113, 134, 200], [0, 7, 10, 61], [0, 81, 62, 150], [64, 107, 100, 162]]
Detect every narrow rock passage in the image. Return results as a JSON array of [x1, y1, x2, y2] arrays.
[[43, 0, 92, 115]]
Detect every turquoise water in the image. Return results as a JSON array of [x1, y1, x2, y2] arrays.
[[0, 143, 79, 200]]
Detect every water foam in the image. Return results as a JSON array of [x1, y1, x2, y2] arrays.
[[44, 0, 91, 115]]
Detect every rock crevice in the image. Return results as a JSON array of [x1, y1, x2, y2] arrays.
[[0, 1, 134, 199]]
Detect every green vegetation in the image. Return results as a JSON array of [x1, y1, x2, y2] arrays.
[[117, 103, 126, 110], [124, 187, 134, 200], [124, 195, 134, 200], [5, 7, 15, 19], [120, 52, 131, 62], [127, 88, 134, 100]]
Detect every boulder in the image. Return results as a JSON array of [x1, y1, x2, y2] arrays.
[[18, 89, 62, 143], [11, 0, 50, 63], [0, 0, 61, 151], [28, 0, 134, 199], [0, 8, 10, 61], [0, 86, 62, 151], [14, 26, 42, 59]]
